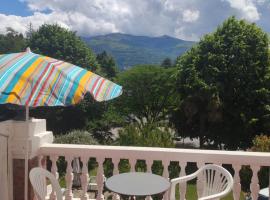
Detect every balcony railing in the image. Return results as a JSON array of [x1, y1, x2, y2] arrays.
[[38, 144, 270, 200]]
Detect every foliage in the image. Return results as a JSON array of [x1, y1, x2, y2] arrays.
[[54, 129, 98, 145], [0, 28, 26, 53], [85, 103, 125, 144], [251, 135, 270, 152], [27, 24, 99, 71], [118, 122, 174, 148], [96, 51, 118, 78], [161, 57, 173, 68], [115, 65, 178, 124], [173, 16, 270, 149], [27, 24, 103, 134]]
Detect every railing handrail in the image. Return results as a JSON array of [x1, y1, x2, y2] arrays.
[[39, 143, 270, 166]]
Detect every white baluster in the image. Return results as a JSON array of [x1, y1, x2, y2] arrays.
[[196, 162, 204, 198], [97, 157, 105, 200], [232, 165, 241, 200], [65, 156, 74, 200], [130, 158, 136, 172], [112, 158, 120, 200], [163, 160, 170, 200], [179, 162, 187, 200], [146, 160, 153, 200], [112, 158, 120, 175], [146, 159, 153, 173], [50, 155, 59, 200], [80, 156, 89, 200], [250, 165, 260, 200]]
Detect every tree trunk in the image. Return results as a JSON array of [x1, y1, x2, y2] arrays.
[[199, 115, 206, 148]]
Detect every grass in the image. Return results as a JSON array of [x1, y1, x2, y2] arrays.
[[175, 184, 245, 200]]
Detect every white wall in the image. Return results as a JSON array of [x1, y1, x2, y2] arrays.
[[0, 134, 9, 200]]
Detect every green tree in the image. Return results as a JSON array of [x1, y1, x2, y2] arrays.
[[0, 27, 26, 53], [96, 51, 118, 78], [28, 24, 101, 134], [27, 24, 99, 71], [115, 65, 178, 124], [173, 17, 270, 149], [161, 57, 173, 68]]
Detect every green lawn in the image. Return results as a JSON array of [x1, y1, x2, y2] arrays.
[[176, 184, 245, 200]]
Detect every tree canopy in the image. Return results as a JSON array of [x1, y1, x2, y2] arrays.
[[96, 51, 118, 78], [173, 17, 270, 149], [27, 24, 99, 71], [0, 28, 26, 54], [115, 65, 178, 124], [161, 57, 173, 68]]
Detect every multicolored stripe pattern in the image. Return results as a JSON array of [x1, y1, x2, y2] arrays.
[[0, 51, 122, 107]]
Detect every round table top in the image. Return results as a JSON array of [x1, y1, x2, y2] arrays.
[[105, 172, 170, 196]]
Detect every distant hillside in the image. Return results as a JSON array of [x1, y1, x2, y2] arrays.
[[83, 33, 195, 70]]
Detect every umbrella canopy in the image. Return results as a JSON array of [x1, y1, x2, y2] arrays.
[[0, 48, 122, 107]]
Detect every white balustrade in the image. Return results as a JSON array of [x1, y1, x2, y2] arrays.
[[250, 165, 260, 200], [38, 144, 270, 200], [49, 155, 58, 200], [179, 162, 187, 200], [96, 157, 105, 200], [65, 156, 74, 200], [232, 164, 241, 200], [81, 156, 89, 200]]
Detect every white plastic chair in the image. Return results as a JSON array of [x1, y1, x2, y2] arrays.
[[29, 167, 63, 200], [170, 164, 234, 200]]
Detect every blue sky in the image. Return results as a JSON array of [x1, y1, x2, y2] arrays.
[[0, 0, 32, 16], [0, 0, 269, 41]]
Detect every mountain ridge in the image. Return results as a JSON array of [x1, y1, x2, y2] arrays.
[[83, 33, 195, 70]]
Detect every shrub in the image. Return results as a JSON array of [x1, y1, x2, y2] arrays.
[[118, 122, 174, 148], [53, 130, 99, 177], [251, 135, 270, 152]]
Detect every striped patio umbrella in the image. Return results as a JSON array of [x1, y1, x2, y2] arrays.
[[0, 48, 122, 107], [0, 48, 122, 200]]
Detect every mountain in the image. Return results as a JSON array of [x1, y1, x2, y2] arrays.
[[82, 33, 195, 70]]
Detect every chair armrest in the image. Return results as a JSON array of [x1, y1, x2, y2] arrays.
[[170, 171, 198, 200], [171, 171, 198, 185]]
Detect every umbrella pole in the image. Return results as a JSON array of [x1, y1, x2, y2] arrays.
[[25, 106, 29, 121], [24, 138, 29, 200], [24, 106, 29, 200]]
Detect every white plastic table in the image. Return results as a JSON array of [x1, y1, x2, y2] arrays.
[[105, 172, 170, 198]]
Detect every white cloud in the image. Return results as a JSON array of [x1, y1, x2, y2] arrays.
[[0, 11, 119, 36], [0, 0, 269, 41], [0, 12, 69, 35], [225, 0, 260, 21], [182, 9, 200, 22]]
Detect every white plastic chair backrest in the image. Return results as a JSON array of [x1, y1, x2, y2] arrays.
[[29, 167, 63, 200], [197, 164, 233, 200]]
